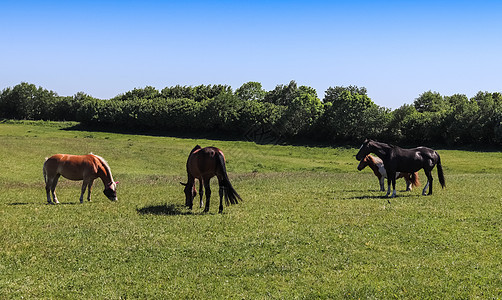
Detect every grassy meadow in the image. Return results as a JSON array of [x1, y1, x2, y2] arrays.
[[0, 120, 501, 299]]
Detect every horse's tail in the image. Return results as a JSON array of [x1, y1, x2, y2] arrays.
[[411, 172, 420, 187], [216, 152, 242, 206], [436, 153, 446, 188], [43, 157, 48, 184]]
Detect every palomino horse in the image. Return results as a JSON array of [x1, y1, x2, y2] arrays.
[[356, 139, 445, 198], [43, 154, 118, 204], [357, 154, 420, 192], [181, 145, 241, 213]]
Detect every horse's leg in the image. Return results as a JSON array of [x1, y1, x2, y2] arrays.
[[391, 176, 397, 198], [203, 179, 211, 213], [50, 174, 60, 204], [45, 177, 53, 204], [387, 171, 397, 198], [422, 170, 433, 195], [87, 180, 94, 201], [218, 178, 225, 213], [199, 180, 204, 208], [404, 174, 412, 191], [385, 177, 392, 197], [426, 169, 434, 195], [79, 180, 88, 203]]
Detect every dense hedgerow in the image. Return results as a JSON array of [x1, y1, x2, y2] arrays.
[[1, 81, 501, 145]]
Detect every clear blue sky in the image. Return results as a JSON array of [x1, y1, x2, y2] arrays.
[[1, 1, 501, 109]]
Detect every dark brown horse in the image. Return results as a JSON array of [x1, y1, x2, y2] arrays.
[[356, 139, 445, 198], [180, 145, 241, 213], [43, 154, 118, 204]]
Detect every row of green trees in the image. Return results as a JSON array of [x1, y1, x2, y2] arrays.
[[1, 81, 501, 145]]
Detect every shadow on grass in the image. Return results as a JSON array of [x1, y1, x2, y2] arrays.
[[348, 193, 415, 200], [137, 203, 192, 216], [8, 202, 80, 206]]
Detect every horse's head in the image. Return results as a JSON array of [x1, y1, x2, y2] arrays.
[[355, 138, 373, 161], [103, 181, 118, 201], [180, 182, 196, 209], [357, 155, 370, 170]]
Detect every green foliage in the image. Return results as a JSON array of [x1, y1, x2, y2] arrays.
[[114, 86, 160, 101], [263, 80, 301, 106], [1, 82, 502, 145], [316, 87, 380, 142], [279, 89, 322, 138], [235, 81, 266, 101], [160, 84, 232, 102], [323, 85, 367, 103], [414, 90, 447, 113]]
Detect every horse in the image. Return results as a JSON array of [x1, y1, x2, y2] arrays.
[[356, 139, 445, 198], [43, 153, 118, 204], [357, 154, 420, 192], [180, 145, 241, 213]]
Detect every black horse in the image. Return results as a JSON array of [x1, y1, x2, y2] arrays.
[[356, 139, 445, 198]]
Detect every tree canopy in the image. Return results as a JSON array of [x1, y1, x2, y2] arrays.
[[1, 81, 501, 146]]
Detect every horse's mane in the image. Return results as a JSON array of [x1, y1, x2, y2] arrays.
[[90, 153, 114, 181], [370, 139, 396, 149]]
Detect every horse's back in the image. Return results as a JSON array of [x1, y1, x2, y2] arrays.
[[44, 154, 98, 180], [187, 147, 227, 179], [393, 146, 439, 172]]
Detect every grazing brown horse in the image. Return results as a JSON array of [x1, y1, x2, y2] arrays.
[[356, 139, 445, 198], [181, 145, 241, 213], [43, 154, 118, 204], [357, 154, 420, 192]]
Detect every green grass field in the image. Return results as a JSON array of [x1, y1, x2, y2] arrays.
[[1, 120, 501, 299]]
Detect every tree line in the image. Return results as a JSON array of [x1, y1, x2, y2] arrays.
[[1, 81, 501, 146]]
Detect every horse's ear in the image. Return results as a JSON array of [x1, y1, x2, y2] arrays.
[[180, 182, 187, 186]]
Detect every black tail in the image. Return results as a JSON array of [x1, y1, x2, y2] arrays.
[[436, 153, 446, 188], [216, 152, 242, 206]]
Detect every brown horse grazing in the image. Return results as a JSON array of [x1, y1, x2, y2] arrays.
[[43, 154, 118, 204], [357, 154, 420, 192], [180, 145, 241, 213]]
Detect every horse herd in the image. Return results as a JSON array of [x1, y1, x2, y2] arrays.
[[43, 138, 445, 211]]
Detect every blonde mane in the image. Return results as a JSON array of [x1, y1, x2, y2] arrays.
[[90, 153, 114, 182]]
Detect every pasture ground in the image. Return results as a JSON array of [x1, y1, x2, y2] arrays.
[[1, 120, 501, 299]]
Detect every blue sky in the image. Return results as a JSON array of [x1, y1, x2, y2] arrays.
[[1, 1, 501, 108]]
